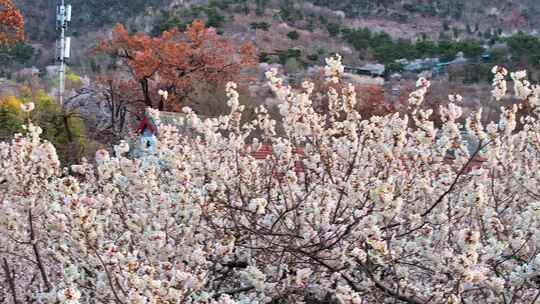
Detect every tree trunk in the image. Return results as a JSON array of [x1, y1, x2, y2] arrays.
[[140, 78, 152, 108], [63, 114, 76, 164], [158, 96, 164, 111], [2, 258, 18, 304]]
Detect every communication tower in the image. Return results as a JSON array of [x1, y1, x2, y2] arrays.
[[56, 0, 72, 106]]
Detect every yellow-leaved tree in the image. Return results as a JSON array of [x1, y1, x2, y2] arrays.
[[0, 88, 86, 163]]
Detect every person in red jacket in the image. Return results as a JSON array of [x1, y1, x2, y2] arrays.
[[136, 115, 158, 137], [136, 110, 158, 153]]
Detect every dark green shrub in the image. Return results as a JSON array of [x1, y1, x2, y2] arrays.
[[287, 31, 300, 40]]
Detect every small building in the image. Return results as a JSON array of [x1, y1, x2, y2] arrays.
[[432, 62, 451, 78], [450, 52, 467, 64], [250, 144, 305, 173], [390, 73, 402, 81], [395, 59, 409, 65], [344, 63, 385, 77], [404, 58, 440, 73]]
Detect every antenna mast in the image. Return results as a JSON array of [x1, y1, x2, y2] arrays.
[[56, 0, 72, 106]]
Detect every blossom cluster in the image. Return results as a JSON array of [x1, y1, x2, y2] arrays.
[[1, 56, 540, 303]]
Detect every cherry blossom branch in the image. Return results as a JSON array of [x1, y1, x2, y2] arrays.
[[531, 290, 540, 304], [95, 250, 125, 304], [421, 140, 491, 217], [363, 250, 424, 304], [28, 209, 51, 292], [2, 257, 19, 304]]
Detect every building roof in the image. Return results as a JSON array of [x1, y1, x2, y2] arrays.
[[250, 144, 305, 173], [359, 63, 386, 75], [344, 63, 386, 76]]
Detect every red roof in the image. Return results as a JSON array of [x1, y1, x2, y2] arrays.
[[249, 144, 305, 173], [248, 145, 486, 176]]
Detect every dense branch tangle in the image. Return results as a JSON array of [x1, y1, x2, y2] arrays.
[[1, 58, 540, 303]]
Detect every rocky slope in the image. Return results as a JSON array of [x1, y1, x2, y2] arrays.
[[14, 0, 540, 42], [6, 0, 540, 74]]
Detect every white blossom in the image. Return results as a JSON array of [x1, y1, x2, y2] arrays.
[[20, 102, 35, 112], [0, 60, 539, 304]]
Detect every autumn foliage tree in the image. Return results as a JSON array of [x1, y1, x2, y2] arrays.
[[0, 0, 24, 46], [356, 85, 394, 117], [96, 20, 257, 113]]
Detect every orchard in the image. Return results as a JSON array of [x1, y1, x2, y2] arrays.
[[1, 56, 540, 303]]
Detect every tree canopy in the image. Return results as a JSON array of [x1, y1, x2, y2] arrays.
[[0, 0, 24, 46], [96, 20, 257, 113]]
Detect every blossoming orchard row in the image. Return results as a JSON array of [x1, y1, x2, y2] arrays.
[[1, 55, 540, 303]]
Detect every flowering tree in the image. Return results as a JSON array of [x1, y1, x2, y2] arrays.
[[0, 0, 24, 46], [2, 56, 540, 303], [309, 58, 395, 120], [96, 20, 257, 113]]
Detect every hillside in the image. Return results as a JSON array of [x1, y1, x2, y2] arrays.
[[4, 0, 540, 79], [307, 0, 540, 30], [13, 0, 169, 42], [13, 0, 540, 43]]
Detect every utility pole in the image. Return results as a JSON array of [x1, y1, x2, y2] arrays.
[[56, 0, 72, 106]]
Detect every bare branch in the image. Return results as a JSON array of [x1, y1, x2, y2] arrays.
[[28, 209, 51, 292], [2, 257, 19, 304]]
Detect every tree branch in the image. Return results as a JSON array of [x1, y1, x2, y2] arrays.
[[95, 251, 125, 304], [421, 140, 491, 217], [2, 257, 18, 304], [28, 209, 51, 292]]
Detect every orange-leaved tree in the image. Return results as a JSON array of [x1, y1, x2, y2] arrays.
[[0, 0, 24, 46], [356, 85, 395, 118], [96, 20, 257, 112]]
